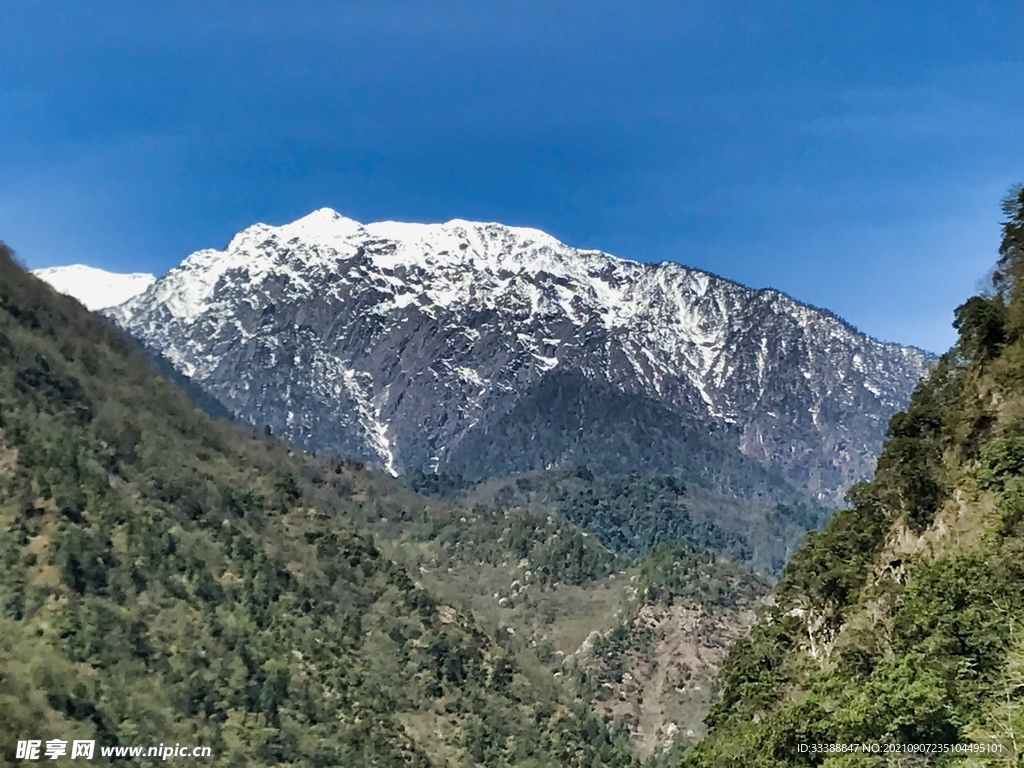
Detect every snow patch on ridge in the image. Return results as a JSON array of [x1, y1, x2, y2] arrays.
[[33, 264, 155, 311]]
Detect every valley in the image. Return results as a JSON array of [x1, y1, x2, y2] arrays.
[[5, 4, 1018, 766], [12, 190, 1023, 766], [683, 186, 1024, 766]]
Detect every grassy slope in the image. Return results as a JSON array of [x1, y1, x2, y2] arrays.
[[684, 189, 1024, 767]]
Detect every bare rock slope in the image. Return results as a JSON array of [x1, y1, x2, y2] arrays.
[[108, 209, 932, 504]]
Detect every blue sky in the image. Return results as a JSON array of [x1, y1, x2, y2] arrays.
[[2, 1, 1022, 352]]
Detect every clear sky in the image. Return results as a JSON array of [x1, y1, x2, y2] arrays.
[[2, 1, 1022, 352]]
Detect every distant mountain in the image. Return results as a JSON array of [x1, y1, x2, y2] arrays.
[[32, 263, 154, 310], [105, 209, 933, 505]]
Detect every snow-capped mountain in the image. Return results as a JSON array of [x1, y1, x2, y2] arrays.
[[33, 264, 155, 311], [108, 208, 933, 504]]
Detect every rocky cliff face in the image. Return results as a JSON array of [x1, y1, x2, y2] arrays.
[[108, 208, 932, 504]]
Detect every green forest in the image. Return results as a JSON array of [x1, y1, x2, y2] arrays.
[[410, 466, 827, 575], [0, 234, 772, 766]]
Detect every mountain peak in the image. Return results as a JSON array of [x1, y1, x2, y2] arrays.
[[105, 210, 934, 504], [285, 207, 364, 237]]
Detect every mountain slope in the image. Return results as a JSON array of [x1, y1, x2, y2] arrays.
[[106, 210, 932, 505], [435, 467, 825, 576], [684, 187, 1024, 766], [0, 243, 655, 767], [32, 264, 154, 310], [349, 476, 770, 760]]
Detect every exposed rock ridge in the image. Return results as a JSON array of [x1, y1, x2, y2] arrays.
[[107, 208, 933, 503]]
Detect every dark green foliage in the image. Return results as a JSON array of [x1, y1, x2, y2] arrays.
[[536, 472, 744, 562], [56, 525, 115, 595], [994, 184, 1024, 325], [439, 468, 784, 568], [835, 652, 958, 746], [977, 435, 1024, 488], [469, 466, 830, 576], [891, 554, 1023, 679], [778, 487, 888, 613], [701, 613, 800, 731], [505, 514, 620, 585], [874, 373, 949, 531], [404, 469, 471, 498], [14, 354, 93, 423], [954, 295, 1007, 361], [590, 625, 633, 686], [640, 543, 768, 610]]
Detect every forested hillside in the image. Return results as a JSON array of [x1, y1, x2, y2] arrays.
[[0, 239, 776, 767], [352, 476, 770, 760], [0, 244, 647, 767], [408, 467, 827, 575], [685, 188, 1024, 766]]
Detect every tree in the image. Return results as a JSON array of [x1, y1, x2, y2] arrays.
[[955, 295, 1007, 362]]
